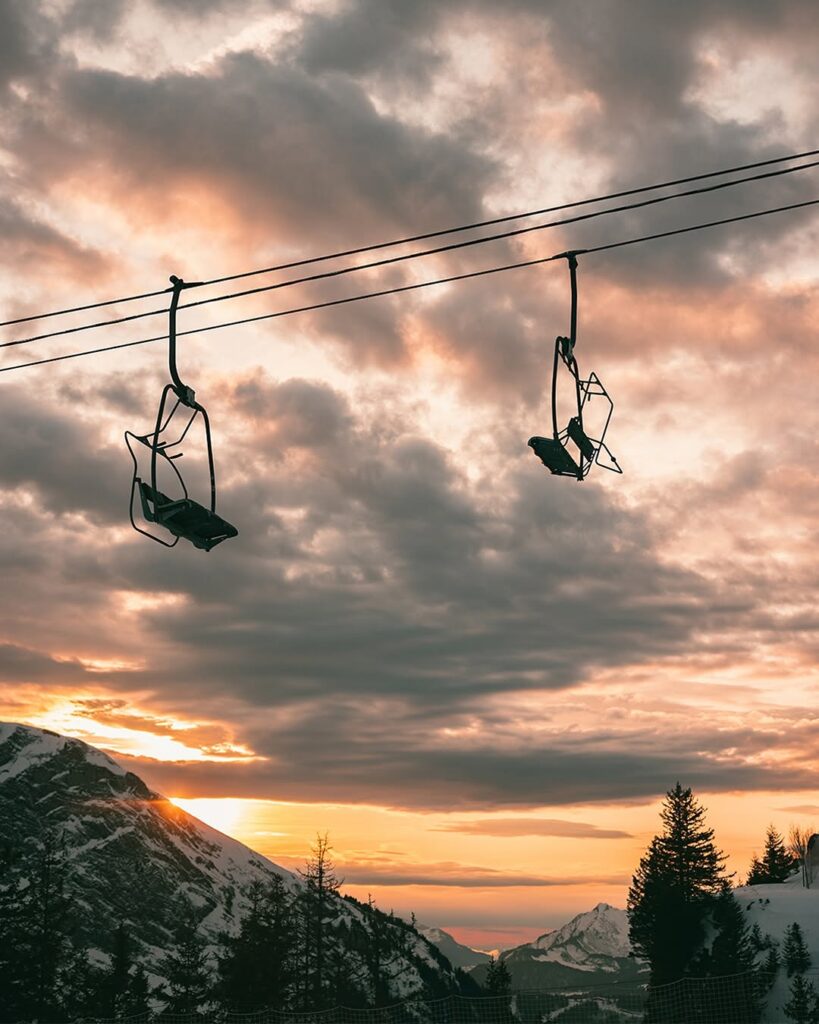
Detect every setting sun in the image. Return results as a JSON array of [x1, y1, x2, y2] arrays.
[[169, 796, 248, 836]]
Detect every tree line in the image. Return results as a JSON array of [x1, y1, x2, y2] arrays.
[[628, 782, 817, 1023], [0, 833, 473, 1023]]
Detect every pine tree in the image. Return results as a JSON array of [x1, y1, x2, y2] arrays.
[[102, 921, 133, 1018], [749, 826, 799, 884], [159, 905, 213, 1015], [484, 956, 512, 996], [706, 886, 756, 976], [763, 946, 780, 989], [698, 885, 761, 1022], [25, 832, 74, 1022], [783, 922, 812, 977], [298, 834, 342, 1010], [218, 875, 298, 1012], [628, 783, 730, 986], [128, 964, 151, 1017], [364, 896, 409, 1006], [748, 922, 766, 954], [747, 853, 766, 885], [0, 842, 26, 1024], [58, 944, 106, 1021], [784, 973, 817, 1023]]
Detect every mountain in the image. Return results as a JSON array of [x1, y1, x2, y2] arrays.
[[471, 902, 645, 990], [0, 722, 288, 957], [516, 902, 631, 972], [418, 924, 492, 970], [0, 722, 464, 1005]]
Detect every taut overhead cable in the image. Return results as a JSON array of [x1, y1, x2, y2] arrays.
[[1, 194, 816, 375], [2, 145, 818, 328], [4, 156, 819, 352]]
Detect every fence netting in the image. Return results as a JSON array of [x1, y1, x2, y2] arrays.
[[44, 971, 800, 1024]]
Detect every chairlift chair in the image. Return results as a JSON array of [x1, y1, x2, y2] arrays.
[[528, 253, 622, 481], [125, 275, 238, 552]]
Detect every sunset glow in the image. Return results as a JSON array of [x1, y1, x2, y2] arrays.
[[17, 697, 264, 764]]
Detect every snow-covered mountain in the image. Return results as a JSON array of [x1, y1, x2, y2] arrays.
[[0, 722, 463, 1001], [0, 722, 289, 954], [471, 903, 644, 990], [418, 924, 492, 970], [524, 903, 631, 972]]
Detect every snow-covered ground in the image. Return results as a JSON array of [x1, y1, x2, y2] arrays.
[[738, 875, 819, 1022]]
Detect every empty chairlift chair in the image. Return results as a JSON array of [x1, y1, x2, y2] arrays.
[[125, 275, 238, 551], [528, 252, 621, 481]]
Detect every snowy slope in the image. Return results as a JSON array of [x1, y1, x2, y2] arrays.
[[0, 722, 463, 1002], [418, 924, 492, 970], [737, 875, 819, 1023]]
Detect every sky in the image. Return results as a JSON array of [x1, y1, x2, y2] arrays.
[[1, 0, 819, 952]]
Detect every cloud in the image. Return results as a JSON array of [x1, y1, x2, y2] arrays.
[[0, 386, 126, 523], [0, 196, 104, 282], [335, 859, 630, 888], [46, 50, 495, 253], [4, 363, 818, 810], [0, 644, 89, 684], [433, 818, 633, 839], [0, 0, 50, 92]]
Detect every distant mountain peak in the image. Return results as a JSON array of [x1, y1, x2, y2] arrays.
[[529, 903, 631, 965], [489, 902, 635, 986], [417, 923, 492, 971]]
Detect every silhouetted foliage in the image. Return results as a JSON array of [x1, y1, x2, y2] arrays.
[[3, 832, 77, 1023], [784, 921, 812, 977], [784, 972, 819, 1023], [484, 956, 512, 996], [748, 826, 798, 884], [0, 827, 475, 1020], [763, 945, 780, 989], [628, 783, 730, 987], [298, 833, 343, 1010], [690, 885, 761, 1022], [218, 875, 298, 1012], [158, 904, 213, 1016]]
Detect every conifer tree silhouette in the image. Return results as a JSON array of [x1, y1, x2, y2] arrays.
[[629, 783, 729, 986], [783, 922, 812, 977], [784, 973, 818, 1023]]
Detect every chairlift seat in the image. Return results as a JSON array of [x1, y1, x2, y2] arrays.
[[527, 436, 580, 477], [138, 481, 238, 552], [566, 416, 596, 461]]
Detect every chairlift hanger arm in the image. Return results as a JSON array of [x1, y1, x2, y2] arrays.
[[167, 275, 202, 404]]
